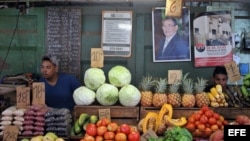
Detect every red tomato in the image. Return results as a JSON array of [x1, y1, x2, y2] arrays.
[[97, 118, 111, 127], [204, 110, 213, 118], [104, 131, 115, 140], [97, 125, 107, 136], [107, 122, 119, 132], [201, 106, 210, 113], [200, 115, 208, 124], [128, 131, 140, 141], [95, 136, 104, 141], [86, 123, 97, 136], [208, 117, 217, 125], [115, 132, 127, 141], [213, 113, 220, 120], [194, 114, 201, 121], [119, 124, 131, 135]]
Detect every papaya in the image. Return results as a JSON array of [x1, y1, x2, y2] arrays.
[[165, 116, 187, 127], [158, 103, 173, 122], [142, 112, 159, 133]]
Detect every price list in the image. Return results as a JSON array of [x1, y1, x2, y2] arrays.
[[46, 7, 81, 78]]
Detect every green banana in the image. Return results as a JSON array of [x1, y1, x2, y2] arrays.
[[244, 79, 250, 87], [244, 73, 250, 80], [241, 85, 249, 98]]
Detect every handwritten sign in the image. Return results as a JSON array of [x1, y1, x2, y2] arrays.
[[32, 82, 45, 105], [165, 0, 183, 17], [168, 70, 182, 84], [3, 125, 19, 141], [46, 7, 81, 78], [224, 61, 241, 82], [98, 109, 111, 120], [91, 48, 104, 68], [16, 87, 30, 109]]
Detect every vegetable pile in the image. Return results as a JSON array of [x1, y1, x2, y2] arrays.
[[148, 126, 193, 141], [73, 65, 140, 107]]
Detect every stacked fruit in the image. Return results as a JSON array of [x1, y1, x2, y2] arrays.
[[80, 118, 140, 141], [207, 84, 228, 107], [185, 106, 228, 138]]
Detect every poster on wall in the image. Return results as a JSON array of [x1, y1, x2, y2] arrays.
[[152, 7, 191, 62], [193, 11, 233, 67], [101, 11, 132, 57]]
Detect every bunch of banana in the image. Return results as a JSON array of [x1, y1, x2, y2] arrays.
[[70, 113, 98, 137], [208, 84, 228, 107], [223, 85, 250, 108], [241, 73, 250, 98]]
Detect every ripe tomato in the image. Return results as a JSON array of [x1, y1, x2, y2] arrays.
[[204, 110, 213, 118], [186, 123, 195, 131], [211, 124, 219, 131], [119, 124, 131, 135], [197, 123, 205, 131], [208, 117, 217, 125], [97, 125, 108, 136], [213, 113, 220, 120], [115, 132, 127, 141], [86, 123, 97, 136], [104, 131, 115, 140], [97, 118, 111, 127], [95, 136, 104, 141], [107, 122, 119, 132], [200, 115, 208, 124], [128, 131, 140, 141], [194, 114, 201, 121], [201, 106, 210, 113], [188, 115, 195, 123]]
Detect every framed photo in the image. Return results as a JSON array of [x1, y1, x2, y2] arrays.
[[152, 7, 191, 62]]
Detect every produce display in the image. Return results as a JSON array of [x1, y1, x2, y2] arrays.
[[80, 118, 140, 141], [1, 66, 250, 141], [185, 106, 228, 138]]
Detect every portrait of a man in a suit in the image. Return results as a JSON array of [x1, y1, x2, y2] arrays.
[[153, 7, 191, 62]]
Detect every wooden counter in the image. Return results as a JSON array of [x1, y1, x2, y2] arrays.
[[140, 107, 250, 120]]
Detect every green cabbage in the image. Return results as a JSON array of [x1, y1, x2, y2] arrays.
[[108, 65, 131, 87], [96, 83, 119, 106], [73, 86, 96, 105], [84, 67, 106, 90], [118, 84, 141, 106]]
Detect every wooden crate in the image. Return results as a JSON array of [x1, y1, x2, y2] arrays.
[[140, 107, 250, 120], [74, 105, 140, 125]]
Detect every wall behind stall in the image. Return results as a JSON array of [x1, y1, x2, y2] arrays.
[[0, 1, 249, 86]]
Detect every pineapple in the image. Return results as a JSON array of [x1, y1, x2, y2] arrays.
[[167, 80, 181, 107], [152, 78, 168, 107], [139, 75, 154, 106], [195, 77, 210, 107], [181, 73, 195, 107]]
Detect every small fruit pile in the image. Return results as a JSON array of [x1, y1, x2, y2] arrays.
[[185, 106, 228, 138], [80, 118, 140, 141]]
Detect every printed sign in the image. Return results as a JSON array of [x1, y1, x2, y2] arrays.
[[101, 11, 132, 57]]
